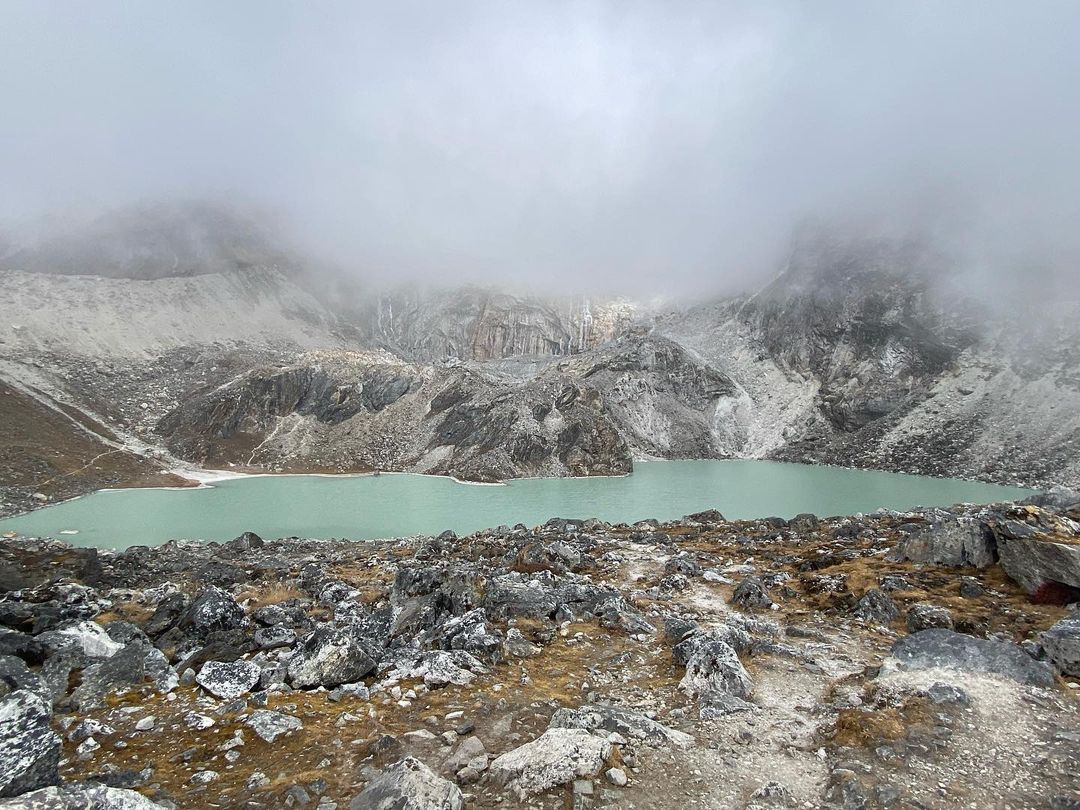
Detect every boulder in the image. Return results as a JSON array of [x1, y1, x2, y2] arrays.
[[287, 626, 375, 689], [489, 729, 612, 799], [892, 518, 996, 568], [1040, 610, 1080, 677], [0, 690, 60, 798], [483, 577, 557, 621], [675, 630, 753, 713], [443, 736, 486, 775], [890, 629, 1055, 687], [0, 656, 47, 702], [245, 710, 302, 743], [0, 630, 44, 665], [548, 704, 694, 747], [196, 660, 261, 700], [143, 593, 187, 637], [36, 622, 123, 659], [0, 784, 168, 808], [69, 643, 177, 710], [996, 532, 1080, 596], [254, 625, 296, 650], [732, 577, 773, 609], [853, 589, 899, 624], [906, 603, 954, 633], [178, 587, 245, 637], [348, 756, 463, 810]]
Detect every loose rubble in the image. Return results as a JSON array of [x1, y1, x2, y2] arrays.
[[0, 497, 1078, 807]]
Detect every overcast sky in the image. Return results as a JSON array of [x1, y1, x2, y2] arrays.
[[1, 2, 1078, 296]]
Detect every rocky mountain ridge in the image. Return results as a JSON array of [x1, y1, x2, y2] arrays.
[[1, 208, 1078, 516]]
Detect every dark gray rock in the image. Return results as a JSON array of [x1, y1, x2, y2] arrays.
[[664, 554, 700, 578], [178, 586, 245, 637], [996, 532, 1080, 595], [890, 629, 1055, 687], [0, 656, 47, 701], [732, 577, 773, 609], [287, 626, 375, 689], [0, 629, 44, 665], [0, 690, 60, 798], [254, 625, 296, 650], [1041, 610, 1080, 677], [853, 589, 899, 624], [675, 630, 753, 714], [892, 518, 996, 568], [143, 593, 187, 637], [348, 756, 463, 810]]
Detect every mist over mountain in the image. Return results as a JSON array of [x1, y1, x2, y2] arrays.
[[2, 2, 1079, 297]]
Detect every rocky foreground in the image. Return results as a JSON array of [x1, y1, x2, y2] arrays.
[[1, 492, 1080, 809]]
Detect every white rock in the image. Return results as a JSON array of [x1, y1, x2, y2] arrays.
[[489, 729, 612, 799]]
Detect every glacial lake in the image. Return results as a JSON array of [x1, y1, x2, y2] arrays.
[[0, 460, 1035, 550]]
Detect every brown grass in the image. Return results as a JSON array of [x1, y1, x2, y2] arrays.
[[236, 582, 307, 609]]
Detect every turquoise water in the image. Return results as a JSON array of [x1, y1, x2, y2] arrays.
[[0, 460, 1032, 549]]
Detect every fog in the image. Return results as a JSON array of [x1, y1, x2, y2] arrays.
[[1, 2, 1078, 297]]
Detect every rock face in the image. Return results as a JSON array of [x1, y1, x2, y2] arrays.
[[356, 287, 635, 361], [664, 231, 1080, 488], [35, 622, 123, 659], [890, 629, 1055, 687], [155, 351, 634, 481], [348, 756, 463, 810], [286, 627, 375, 689], [0, 691, 60, 798], [489, 729, 612, 799], [1041, 611, 1080, 677]]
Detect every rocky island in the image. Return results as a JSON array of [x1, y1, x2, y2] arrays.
[[1, 491, 1078, 808]]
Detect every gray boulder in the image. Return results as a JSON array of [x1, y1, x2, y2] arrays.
[[178, 587, 245, 637], [890, 629, 1055, 687], [36, 622, 123, 659], [0, 656, 47, 702], [1041, 610, 1080, 677], [996, 532, 1080, 595], [0, 690, 60, 798], [892, 517, 996, 568], [349, 756, 463, 810], [254, 625, 296, 650], [287, 626, 375, 689], [853, 589, 899, 624], [549, 704, 694, 747], [0, 784, 167, 808], [732, 577, 773, 609], [675, 631, 753, 714], [489, 729, 611, 799], [244, 710, 302, 743], [196, 660, 261, 700]]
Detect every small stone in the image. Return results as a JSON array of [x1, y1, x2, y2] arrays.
[[135, 716, 156, 731], [605, 767, 628, 786]]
